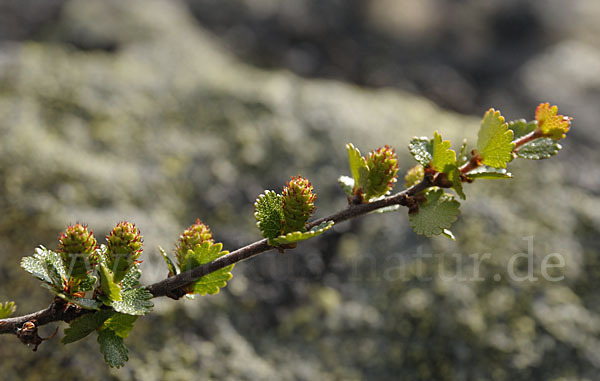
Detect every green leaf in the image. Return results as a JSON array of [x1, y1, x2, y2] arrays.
[[67, 297, 102, 310], [98, 329, 129, 368], [92, 245, 109, 270], [112, 287, 154, 315], [181, 242, 234, 295], [95, 244, 109, 261], [408, 137, 433, 167], [508, 119, 536, 139], [20, 246, 67, 289], [408, 133, 456, 173], [187, 267, 234, 295], [98, 264, 122, 304], [102, 313, 138, 339], [40, 284, 102, 310], [78, 274, 98, 292], [0, 301, 16, 319], [254, 190, 284, 240], [477, 109, 515, 168], [409, 189, 460, 238], [44, 258, 66, 290], [61, 294, 102, 310], [120, 265, 142, 291], [41, 247, 68, 278], [62, 310, 114, 344], [346, 143, 369, 192], [346, 143, 363, 181], [431, 131, 456, 172], [159, 246, 178, 276], [535, 102, 571, 140], [337, 176, 355, 197], [269, 221, 335, 246], [180, 242, 225, 272], [515, 138, 561, 160], [466, 166, 513, 180], [21, 255, 50, 284], [97, 244, 138, 285]]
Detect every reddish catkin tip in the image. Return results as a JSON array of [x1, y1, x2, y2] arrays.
[[281, 175, 317, 233], [58, 223, 97, 256], [365, 145, 399, 200], [175, 219, 213, 265], [58, 223, 97, 280], [106, 221, 143, 260]]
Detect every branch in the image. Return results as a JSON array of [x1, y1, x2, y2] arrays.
[[0, 299, 82, 336], [149, 176, 432, 297], [0, 304, 55, 335], [0, 177, 433, 335], [512, 129, 543, 152]]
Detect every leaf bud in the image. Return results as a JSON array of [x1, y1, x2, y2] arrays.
[[175, 219, 213, 266], [404, 164, 425, 188], [282, 176, 317, 233], [58, 223, 97, 280], [365, 145, 399, 200], [105, 221, 143, 282]]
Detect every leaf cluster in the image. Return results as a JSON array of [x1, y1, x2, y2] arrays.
[[254, 178, 333, 247], [160, 242, 234, 297], [20, 226, 154, 368], [398, 103, 570, 238], [340, 144, 399, 202]]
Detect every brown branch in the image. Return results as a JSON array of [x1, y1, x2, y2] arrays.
[[512, 129, 543, 152], [459, 153, 482, 175], [0, 176, 433, 337], [147, 239, 273, 298], [149, 176, 431, 297], [0, 298, 84, 336]]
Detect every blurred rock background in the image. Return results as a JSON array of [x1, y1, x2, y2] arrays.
[[0, 0, 599, 380]]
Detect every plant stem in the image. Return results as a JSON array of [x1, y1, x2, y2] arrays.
[[0, 177, 433, 335], [512, 129, 542, 151], [459, 156, 481, 174]]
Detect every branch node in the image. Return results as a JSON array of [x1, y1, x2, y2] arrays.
[[432, 172, 453, 188], [16, 319, 58, 351], [350, 192, 363, 205], [166, 288, 187, 300]]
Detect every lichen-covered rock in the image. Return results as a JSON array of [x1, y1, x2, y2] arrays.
[[0, 0, 598, 380]]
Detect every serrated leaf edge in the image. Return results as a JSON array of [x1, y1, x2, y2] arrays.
[[269, 221, 334, 246]]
